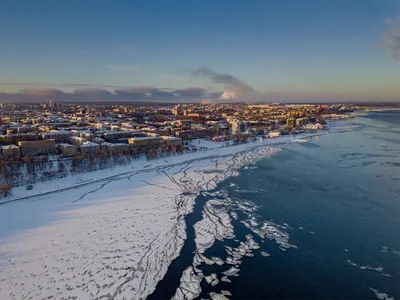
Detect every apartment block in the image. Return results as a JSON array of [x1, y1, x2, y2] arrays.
[[58, 143, 77, 156], [18, 140, 56, 157], [80, 142, 101, 156], [1, 144, 20, 158]]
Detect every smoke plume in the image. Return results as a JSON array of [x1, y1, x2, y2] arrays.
[[190, 67, 256, 101]]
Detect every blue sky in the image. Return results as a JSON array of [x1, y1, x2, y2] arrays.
[[0, 0, 399, 102]]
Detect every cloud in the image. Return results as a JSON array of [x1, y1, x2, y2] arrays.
[[189, 67, 256, 101], [114, 86, 158, 95], [114, 87, 180, 100], [21, 88, 66, 96], [72, 88, 114, 100], [0, 86, 209, 103], [384, 17, 400, 60], [174, 87, 206, 97], [190, 68, 239, 85]]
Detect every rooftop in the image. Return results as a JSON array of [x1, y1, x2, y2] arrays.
[[2, 144, 20, 149], [80, 142, 100, 148], [128, 136, 162, 141]]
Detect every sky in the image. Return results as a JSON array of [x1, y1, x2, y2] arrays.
[[0, 0, 399, 103]]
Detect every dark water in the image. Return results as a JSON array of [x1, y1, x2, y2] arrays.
[[152, 111, 400, 299]]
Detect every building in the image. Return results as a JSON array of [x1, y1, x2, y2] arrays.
[[40, 131, 72, 143], [286, 118, 295, 129], [58, 143, 76, 156], [0, 133, 38, 144], [305, 123, 324, 131], [231, 121, 247, 134], [16, 126, 38, 133], [175, 129, 214, 139], [79, 132, 95, 141], [92, 137, 105, 144], [103, 130, 145, 142], [18, 140, 56, 156], [1, 144, 20, 158], [156, 127, 171, 136], [128, 136, 163, 153], [177, 120, 192, 128], [295, 118, 309, 127], [161, 136, 183, 152], [80, 142, 101, 156], [102, 142, 129, 155], [172, 104, 183, 116], [70, 136, 87, 146], [269, 131, 281, 138]]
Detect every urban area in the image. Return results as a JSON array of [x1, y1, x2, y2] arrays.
[[0, 101, 372, 197]]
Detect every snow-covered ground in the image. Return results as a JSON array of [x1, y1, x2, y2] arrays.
[[0, 133, 324, 299], [2, 133, 321, 204]]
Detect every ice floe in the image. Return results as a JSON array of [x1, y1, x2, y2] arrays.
[[222, 267, 240, 276], [172, 266, 202, 300], [230, 211, 238, 220], [369, 288, 395, 300], [194, 200, 235, 253], [380, 246, 389, 253], [240, 219, 296, 250], [380, 246, 400, 256], [221, 290, 232, 296], [347, 260, 391, 278], [205, 273, 217, 284], [209, 292, 230, 300], [261, 251, 270, 257], [212, 256, 225, 266]]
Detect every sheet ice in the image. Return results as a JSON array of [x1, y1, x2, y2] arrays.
[[0, 134, 317, 299]]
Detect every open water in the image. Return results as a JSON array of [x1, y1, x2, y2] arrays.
[[151, 110, 400, 300]]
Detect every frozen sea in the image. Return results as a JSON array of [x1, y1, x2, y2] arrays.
[[151, 111, 400, 300], [0, 111, 399, 300]]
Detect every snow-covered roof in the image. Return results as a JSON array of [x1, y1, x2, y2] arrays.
[[103, 142, 128, 147], [80, 142, 100, 148], [41, 131, 71, 136], [161, 136, 181, 141], [128, 136, 162, 141], [2, 144, 20, 149]]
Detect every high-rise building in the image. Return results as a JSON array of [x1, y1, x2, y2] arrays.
[[232, 120, 247, 134], [172, 104, 183, 116], [295, 117, 309, 127]]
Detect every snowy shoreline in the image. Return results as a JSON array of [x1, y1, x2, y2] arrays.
[[0, 132, 324, 300], [1, 132, 322, 206]]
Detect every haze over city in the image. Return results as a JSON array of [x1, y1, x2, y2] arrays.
[[1, 0, 400, 103]]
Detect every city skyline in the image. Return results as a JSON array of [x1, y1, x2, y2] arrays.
[[1, 0, 400, 103]]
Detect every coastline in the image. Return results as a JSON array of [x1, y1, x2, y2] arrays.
[[0, 131, 326, 300], [1, 131, 323, 206], [365, 108, 400, 112]]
